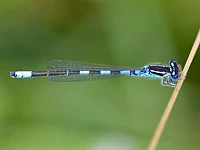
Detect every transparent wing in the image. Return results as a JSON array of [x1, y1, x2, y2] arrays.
[[48, 60, 135, 71], [48, 74, 122, 82]]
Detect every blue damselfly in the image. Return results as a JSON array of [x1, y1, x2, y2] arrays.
[[10, 59, 181, 87]]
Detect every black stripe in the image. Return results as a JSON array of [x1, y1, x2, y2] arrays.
[[68, 71, 80, 75], [89, 71, 100, 75], [48, 71, 67, 76], [111, 71, 121, 74], [32, 71, 67, 77], [32, 71, 48, 77], [149, 66, 170, 73]]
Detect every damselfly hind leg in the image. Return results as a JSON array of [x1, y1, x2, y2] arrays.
[[160, 74, 176, 88]]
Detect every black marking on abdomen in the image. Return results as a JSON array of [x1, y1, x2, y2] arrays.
[[10, 72, 17, 78], [32, 72, 48, 77], [111, 71, 121, 74], [68, 71, 80, 75], [32, 71, 67, 77], [89, 71, 101, 75], [48, 71, 67, 76], [130, 69, 141, 76]]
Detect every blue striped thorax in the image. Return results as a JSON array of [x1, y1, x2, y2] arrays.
[[144, 60, 181, 80]]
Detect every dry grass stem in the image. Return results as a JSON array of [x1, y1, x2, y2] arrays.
[[147, 29, 200, 150]]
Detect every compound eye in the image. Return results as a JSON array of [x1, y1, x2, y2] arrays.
[[169, 60, 178, 68], [169, 60, 180, 80]]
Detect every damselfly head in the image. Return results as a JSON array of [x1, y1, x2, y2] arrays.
[[169, 60, 181, 81]]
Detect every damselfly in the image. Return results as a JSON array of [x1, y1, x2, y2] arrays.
[[10, 59, 181, 87]]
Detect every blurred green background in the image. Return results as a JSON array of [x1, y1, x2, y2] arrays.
[[1, 0, 200, 150]]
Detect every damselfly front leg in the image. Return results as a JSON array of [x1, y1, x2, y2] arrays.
[[160, 74, 176, 88]]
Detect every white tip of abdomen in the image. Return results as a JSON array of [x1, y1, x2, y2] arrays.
[[10, 71, 32, 78]]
